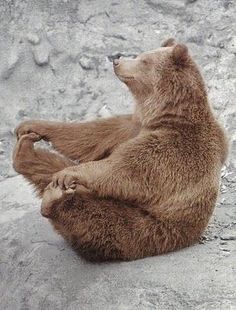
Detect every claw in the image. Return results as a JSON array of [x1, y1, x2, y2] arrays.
[[65, 187, 76, 194], [16, 132, 42, 144], [69, 181, 77, 189], [41, 182, 76, 218], [22, 132, 42, 142]]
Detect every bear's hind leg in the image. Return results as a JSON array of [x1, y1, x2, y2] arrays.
[[41, 185, 203, 262], [40, 189, 129, 261], [40, 187, 161, 261], [13, 133, 74, 196]]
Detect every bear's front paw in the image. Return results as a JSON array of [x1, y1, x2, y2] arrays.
[[15, 120, 46, 140], [41, 182, 75, 218], [52, 167, 80, 190]]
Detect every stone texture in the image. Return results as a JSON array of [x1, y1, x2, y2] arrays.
[[27, 33, 41, 46], [32, 44, 50, 66], [0, 0, 235, 309]]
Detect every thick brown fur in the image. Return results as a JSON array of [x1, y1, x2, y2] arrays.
[[13, 39, 228, 261]]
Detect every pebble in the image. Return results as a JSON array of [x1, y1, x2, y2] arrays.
[[26, 33, 40, 45], [98, 105, 112, 118], [33, 47, 49, 66], [58, 88, 66, 93], [219, 241, 227, 245], [79, 56, 95, 70], [221, 248, 230, 252], [220, 234, 236, 241], [16, 110, 27, 120]]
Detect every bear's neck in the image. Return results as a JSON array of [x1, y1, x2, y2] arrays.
[[134, 92, 211, 128]]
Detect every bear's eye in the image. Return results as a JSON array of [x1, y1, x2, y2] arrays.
[[141, 59, 149, 65]]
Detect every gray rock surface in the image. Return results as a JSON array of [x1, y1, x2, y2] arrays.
[[0, 0, 235, 309]]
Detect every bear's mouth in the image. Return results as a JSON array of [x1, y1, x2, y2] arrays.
[[118, 75, 134, 81], [113, 65, 135, 82]]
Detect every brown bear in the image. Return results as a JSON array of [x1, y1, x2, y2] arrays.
[[13, 38, 228, 261]]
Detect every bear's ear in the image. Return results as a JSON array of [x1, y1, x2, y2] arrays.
[[172, 44, 188, 66], [161, 38, 176, 47]]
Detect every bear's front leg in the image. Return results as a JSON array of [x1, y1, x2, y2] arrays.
[[51, 165, 91, 190], [51, 158, 145, 203]]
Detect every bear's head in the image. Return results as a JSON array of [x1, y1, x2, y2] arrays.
[[113, 39, 208, 126]]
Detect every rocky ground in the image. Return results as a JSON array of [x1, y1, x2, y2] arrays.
[[0, 0, 235, 309]]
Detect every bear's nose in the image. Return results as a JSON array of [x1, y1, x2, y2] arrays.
[[112, 54, 122, 66], [113, 58, 120, 66]]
